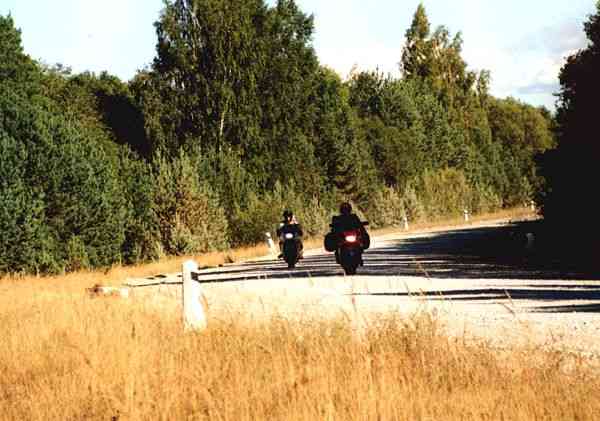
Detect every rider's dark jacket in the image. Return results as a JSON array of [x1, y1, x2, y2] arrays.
[[330, 214, 363, 233], [330, 213, 370, 250]]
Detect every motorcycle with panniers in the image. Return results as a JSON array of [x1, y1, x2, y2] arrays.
[[325, 221, 370, 275]]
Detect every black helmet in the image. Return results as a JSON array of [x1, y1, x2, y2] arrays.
[[283, 210, 293, 219], [340, 202, 352, 215]]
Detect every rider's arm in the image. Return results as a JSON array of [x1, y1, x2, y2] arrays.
[[331, 216, 340, 232]]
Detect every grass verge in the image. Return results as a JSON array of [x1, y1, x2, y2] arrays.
[[1, 298, 598, 420]]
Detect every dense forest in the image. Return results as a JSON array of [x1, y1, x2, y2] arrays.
[[536, 0, 600, 260], [2, 0, 579, 275]]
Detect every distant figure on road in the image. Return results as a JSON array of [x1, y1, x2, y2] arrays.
[[276, 210, 304, 259]]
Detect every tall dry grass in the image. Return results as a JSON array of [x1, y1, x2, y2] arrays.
[[0, 243, 271, 294], [7, 206, 582, 420], [1, 285, 599, 421]]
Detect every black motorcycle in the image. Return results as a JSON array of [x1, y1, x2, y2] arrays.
[[279, 225, 303, 269], [325, 221, 369, 275]]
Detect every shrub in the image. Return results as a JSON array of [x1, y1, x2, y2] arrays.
[[470, 183, 503, 214], [229, 183, 333, 246], [402, 184, 425, 223], [152, 151, 229, 255], [65, 236, 90, 272], [365, 187, 406, 229], [1, 87, 129, 273], [295, 196, 331, 237], [119, 155, 160, 263], [416, 168, 472, 219]]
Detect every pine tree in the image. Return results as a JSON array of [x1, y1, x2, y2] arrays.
[[400, 4, 431, 80]]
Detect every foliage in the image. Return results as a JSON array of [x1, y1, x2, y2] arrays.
[[152, 151, 229, 255], [0, 89, 129, 272], [538, 2, 600, 248], [364, 187, 406, 229], [229, 182, 331, 246], [414, 168, 472, 219], [0, 4, 558, 274]]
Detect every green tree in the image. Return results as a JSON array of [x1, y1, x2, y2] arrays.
[[400, 4, 432, 80], [149, 0, 267, 154], [538, 2, 600, 246], [70, 72, 149, 157], [141, 0, 323, 194], [0, 15, 134, 273], [0, 133, 52, 273], [0, 15, 40, 96], [152, 151, 229, 255]]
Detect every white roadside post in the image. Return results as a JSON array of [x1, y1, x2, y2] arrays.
[[182, 260, 207, 332], [525, 233, 535, 251], [403, 215, 409, 231], [464, 209, 470, 223], [265, 232, 277, 255]]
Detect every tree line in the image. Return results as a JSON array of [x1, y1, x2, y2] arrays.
[[536, 1, 600, 261], [0, 1, 557, 275]]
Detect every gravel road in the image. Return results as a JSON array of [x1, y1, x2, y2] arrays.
[[140, 219, 600, 356]]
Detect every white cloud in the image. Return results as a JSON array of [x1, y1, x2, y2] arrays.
[[459, 16, 589, 109]]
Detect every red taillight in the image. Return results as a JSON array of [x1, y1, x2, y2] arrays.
[[344, 235, 357, 243]]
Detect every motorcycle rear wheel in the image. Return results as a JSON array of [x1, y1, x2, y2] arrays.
[[283, 241, 298, 269], [342, 261, 358, 275]]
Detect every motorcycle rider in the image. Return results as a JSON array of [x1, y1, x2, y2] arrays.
[[276, 210, 304, 259], [330, 202, 368, 265]]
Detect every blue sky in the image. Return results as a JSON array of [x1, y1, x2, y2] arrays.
[[1, 1, 596, 109]]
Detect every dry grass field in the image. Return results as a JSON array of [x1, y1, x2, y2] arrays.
[[2, 296, 600, 420], [5, 207, 599, 420]]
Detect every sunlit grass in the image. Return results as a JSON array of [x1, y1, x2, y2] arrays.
[[4, 207, 599, 420], [1, 289, 598, 420]]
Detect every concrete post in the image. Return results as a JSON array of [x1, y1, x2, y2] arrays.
[[182, 260, 207, 332], [525, 233, 535, 251], [464, 209, 470, 223], [403, 216, 409, 231], [265, 232, 277, 255]]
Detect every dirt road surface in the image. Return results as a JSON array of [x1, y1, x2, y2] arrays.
[[136, 219, 600, 356]]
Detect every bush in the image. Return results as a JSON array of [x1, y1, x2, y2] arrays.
[[119, 155, 160, 263], [416, 168, 472, 219], [402, 184, 425, 223], [295, 196, 331, 237], [65, 236, 90, 272], [152, 151, 229, 255], [365, 187, 406, 229], [1, 87, 129, 273], [470, 183, 503, 214], [229, 183, 333, 246], [229, 190, 282, 246]]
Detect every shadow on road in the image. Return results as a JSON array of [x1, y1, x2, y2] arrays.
[[210, 223, 598, 280], [196, 222, 600, 313]]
